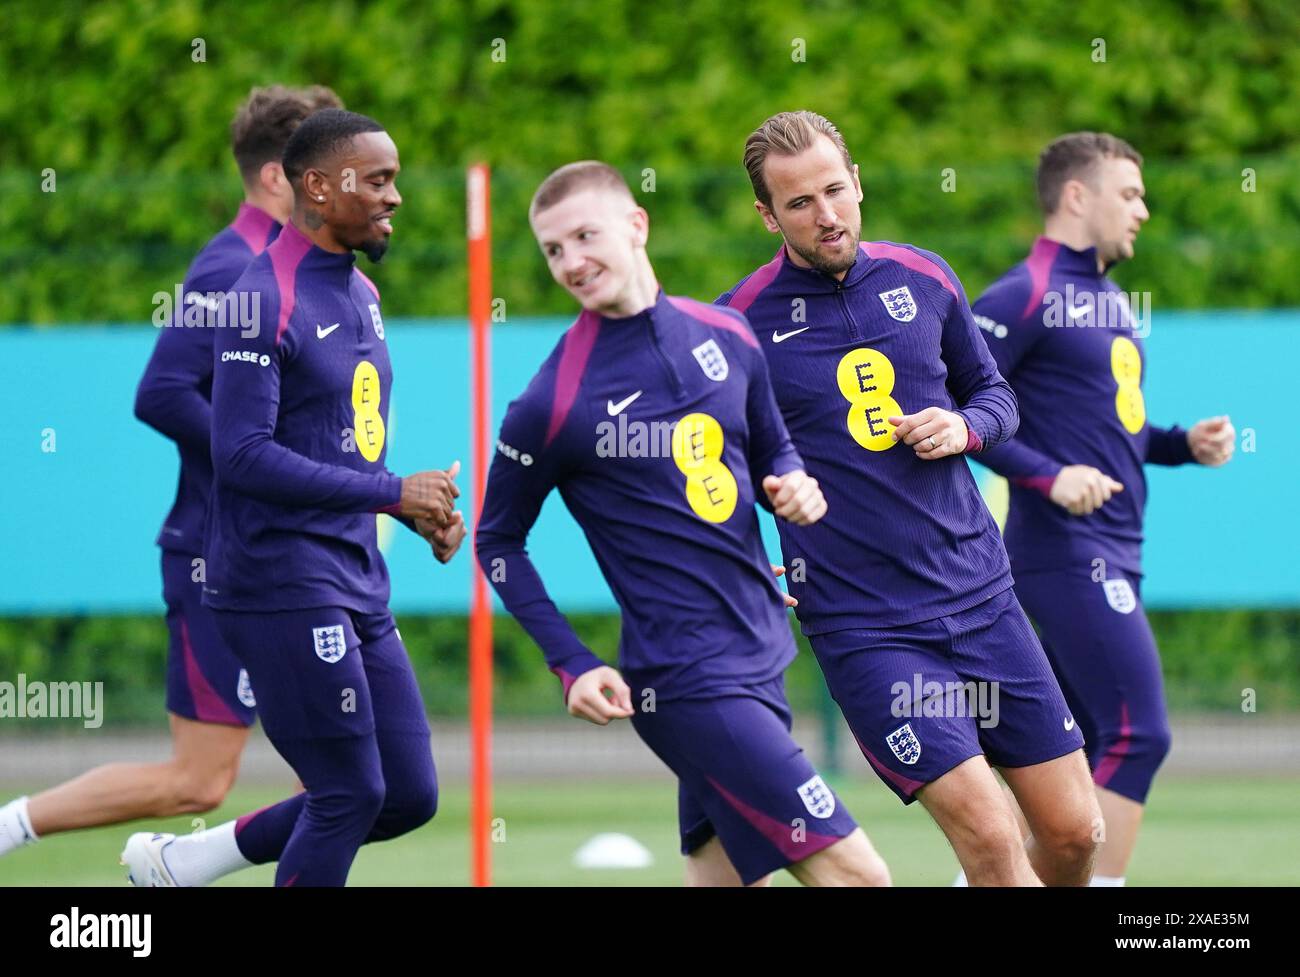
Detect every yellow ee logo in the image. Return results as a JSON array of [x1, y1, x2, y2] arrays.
[[837, 348, 902, 451], [351, 360, 386, 462], [671, 412, 738, 523], [1111, 336, 1145, 434]]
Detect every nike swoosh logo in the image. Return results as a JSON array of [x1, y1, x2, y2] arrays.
[[1064, 717, 1076, 731], [1067, 304, 1091, 320], [316, 323, 341, 339], [184, 292, 223, 312], [772, 327, 810, 343], [607, 391, 643, 415]]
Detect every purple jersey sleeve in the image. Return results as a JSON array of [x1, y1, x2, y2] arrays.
[[744, 334, 805, 511], [133, 265, 236, 452], [1145, 422, 1196, 466], [210, 284, 401, 512], [930, 254, 1019, 452], [135, 315, 214, 453], [970, 273, 1065, 493], [474, 373, 607, 699]]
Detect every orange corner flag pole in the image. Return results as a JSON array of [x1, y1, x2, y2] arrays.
[[467, 163, 493, 887]]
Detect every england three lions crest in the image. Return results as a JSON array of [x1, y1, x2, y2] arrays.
[[886, 722, 922, 765], [312, 624, 348, 663], [796, 774, 836, 819], [236, 668, 257, 708], [879, 286, 917, 322], [1102, 579, 1137, 614], [691, 339, 729, 381]]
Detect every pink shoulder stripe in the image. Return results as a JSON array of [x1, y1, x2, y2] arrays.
[[230, 203, 276, 255], [860, 241, 958, 298], [269, 223, 314, 346], [1020, 237, 1060, 320], [354, 267, 380, 300], [724, 246, 785, 313], [544, 310, 600, 449], [665, 295, 759, 348]]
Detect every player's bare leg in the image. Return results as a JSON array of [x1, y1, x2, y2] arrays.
[[1004, 784, 1030, 838], [24, 714, 249, 835], [786, 828, 891, 887], [985, 776, 1117, 885], [918, 755, 1040, 886], [686, 836, 772, 887], [1000, 750, 1100, 886], [1093, 786, 1143, 880], [953, 784, 1031, 885]]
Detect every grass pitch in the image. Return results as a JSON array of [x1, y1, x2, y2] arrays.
[[2, 775, 1296, 886]]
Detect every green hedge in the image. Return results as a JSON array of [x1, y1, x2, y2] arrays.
[[0, 610, 1295, 729], [2, 0, 1298, 324]]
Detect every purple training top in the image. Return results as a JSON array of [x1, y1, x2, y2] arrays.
[[135, 203, 280, 556], [475, 291, 805, 701], [971, 237, 1196, 576], [717, 240, 1019, 632], [204, 221, 405, 614]]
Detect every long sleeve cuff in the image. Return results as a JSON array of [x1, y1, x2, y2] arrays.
[[1147, 425, 1196, 466], [374, 476, 404, 514], [550, 653, 609, 704], [976, 439, 1064, 498], [956, 415, 984, 453]]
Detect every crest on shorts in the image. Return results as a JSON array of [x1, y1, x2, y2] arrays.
[[312, 624, 348, 663], [369, 303, 385, 341], [691, 339, 729, 381], [796, 774, 836, 819], [879, 286, 917, 322], [1103, 579, 1137, 614], [236, 668, 257, 708], [886, 722, 922, 765]]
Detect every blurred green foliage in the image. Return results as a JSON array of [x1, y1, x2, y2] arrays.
[[2, 0, 1298, 324], [0, 610, 1294, 727]]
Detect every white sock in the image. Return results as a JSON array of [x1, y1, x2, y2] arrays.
[[952, 869, 968, 887], [1090, 874, 1126, 887], [0, 797, 38, 856], [161, 821, 253, 886]]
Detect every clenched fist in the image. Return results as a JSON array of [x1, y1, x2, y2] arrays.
[[763, 470, 827, 525], [1188, 415, 1235, 467], [400, 460, 461, 526], [414, 510, 466, 564], [1050, 464, 1124, 516]]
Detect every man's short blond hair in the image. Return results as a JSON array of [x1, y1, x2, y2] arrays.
[[529, 161, 636, 220], [743, 110, 854, 207]]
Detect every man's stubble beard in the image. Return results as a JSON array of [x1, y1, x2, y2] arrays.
[[361, 237, 390, 263], [782, 220, 861, 278]]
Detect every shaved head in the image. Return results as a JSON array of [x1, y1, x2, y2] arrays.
[[530, 161, 635, 222]]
